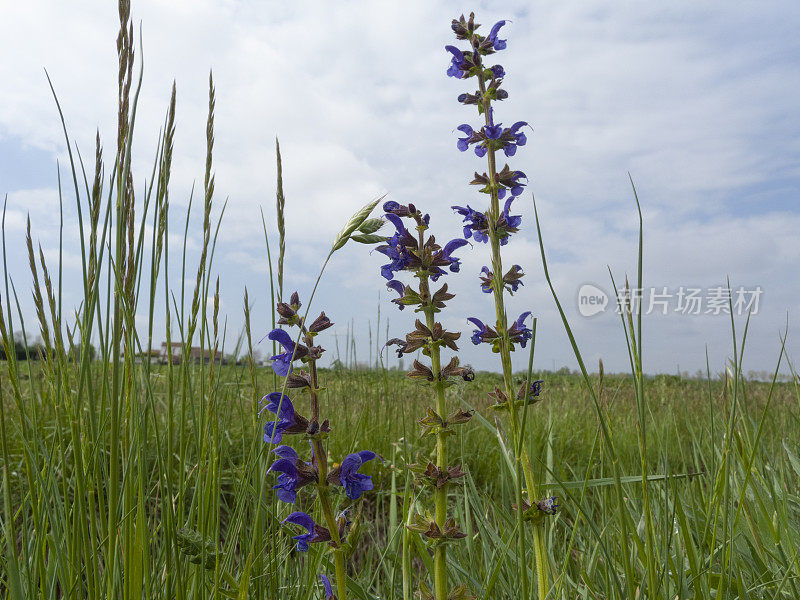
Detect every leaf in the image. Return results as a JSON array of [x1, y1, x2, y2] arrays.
[[237, 553, 252, 600], [784, 440, 800, 479]]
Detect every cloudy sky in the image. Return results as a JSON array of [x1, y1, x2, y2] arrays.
[[1, 1, 798, 375]]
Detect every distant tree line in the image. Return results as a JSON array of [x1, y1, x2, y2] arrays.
[[0, 337, 33, 360], [0, 332, 97, 362]]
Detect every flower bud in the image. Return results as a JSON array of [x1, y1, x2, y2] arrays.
[[276, 302, 295, 318], [309, 312, 333, 333]]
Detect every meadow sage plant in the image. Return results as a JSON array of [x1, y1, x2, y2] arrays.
[[262, 292, 379, 600], [377, 201, 475, 600], [445, 12, 557, 598]]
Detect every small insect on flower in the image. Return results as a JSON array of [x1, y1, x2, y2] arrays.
[[538, 496, 559, 515], [282, 512, 331, 552]]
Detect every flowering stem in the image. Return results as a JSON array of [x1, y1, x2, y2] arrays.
[[309, 358, 347, 600], [477, 68, 550, 599], [418, 229, 449, 600]]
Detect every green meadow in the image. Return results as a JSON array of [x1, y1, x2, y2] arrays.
[[3, 358, 799, 598]]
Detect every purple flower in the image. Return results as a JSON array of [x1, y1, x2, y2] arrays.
[[282, 512, 331, 552], [337, 450, 378, 500], [488, 20, 508, 51], [268, 446, 314, 504], [441, 238, 469, 273], [474, 145, 488, 158], [427, 265, 447, 282], [498, 172, 527, 199], [376, 215, 412, 280], [387, 279, 405, 310], [383, 200, 401, 213], [268, 328, 296, 376], [502, 121, 529, 157], [508, 170, 527, 197], [484, 124, 503, 139], [320, 574, 336, 599], [261, 392, 306, 444], [456, 124, 474, 152], [510, 121, 527, 146], [467, 317, 491, 345], [445, 45, 467, 78], [384, 212, 407, 237], [502, 197, 522, 230], [506, 264, 524, 292], [490, 64, 505, 78], [451, 205, 489, 243], [484, 107, 503, 140], [479, 266, 493, 293], [509, 311, 532, 347]]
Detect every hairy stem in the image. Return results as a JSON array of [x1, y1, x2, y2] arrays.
[[418, 227, 449, 600], [309, 358, 347, 600], [477, 67, 550, 598]]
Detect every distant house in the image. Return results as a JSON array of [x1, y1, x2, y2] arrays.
[[160, 342, 183, 364], [159, 342, 220, 365], [132, 349, 161, 364]]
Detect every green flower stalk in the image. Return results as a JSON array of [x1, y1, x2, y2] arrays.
[[262, 196, 384, 600], [262, 297, 381, 600], [445, 12, 557, 598], [376, 201, 475, 600]]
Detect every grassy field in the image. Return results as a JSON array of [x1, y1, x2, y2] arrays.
[[5, 363, 796, 500], [2, 359, 799, 598]]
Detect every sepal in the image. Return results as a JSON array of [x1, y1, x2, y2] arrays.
[[305, 418, 331, 440], [423, 517, 467, 547], [440, 356, 474, 382], [417, 406, 474, 438], [407, 359, 434, 382], [285, 371, 312, 388], [408, 461, 467, 489], [417, 407, 445, 438]]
